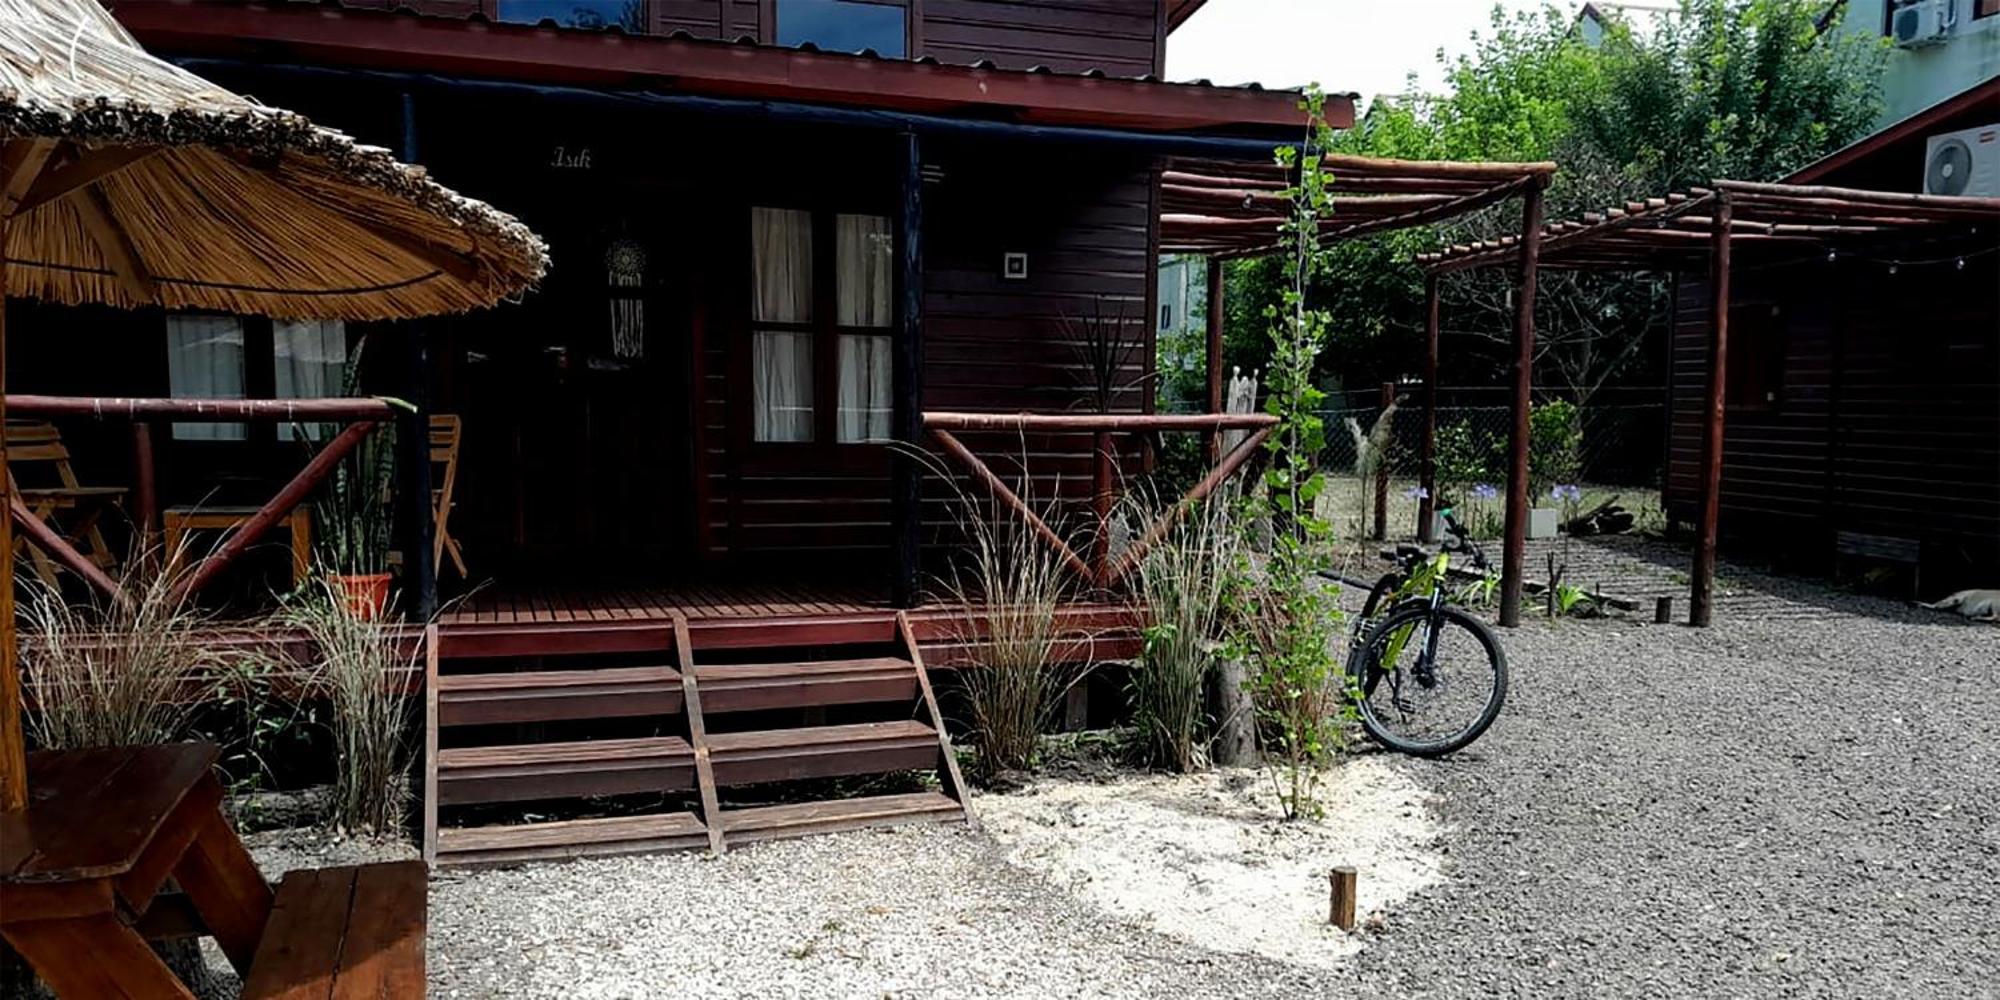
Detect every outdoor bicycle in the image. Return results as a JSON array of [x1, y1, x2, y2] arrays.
[[1345, 507, 1509, 757]]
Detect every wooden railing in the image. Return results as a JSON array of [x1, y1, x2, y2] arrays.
[[922, 411, 1278, 590], [6, 394, 401, 606]]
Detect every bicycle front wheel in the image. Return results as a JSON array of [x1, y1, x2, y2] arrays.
[[1347, 603, 1507, 757]]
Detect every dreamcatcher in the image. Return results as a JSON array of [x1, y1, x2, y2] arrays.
[[606, 237, 647, 359]]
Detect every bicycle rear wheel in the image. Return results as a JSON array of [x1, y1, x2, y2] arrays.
[[1347, 603, 1507, 757]]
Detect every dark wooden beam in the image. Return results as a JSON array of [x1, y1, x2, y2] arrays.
[[1104, 425, 1273, 587], [924, 411, 1276, 433], [1205, 255, 1225, 461], [928, 428, 1093, 583], [0, 141, 54, 811], [8, 494, 128, 606], [1498, 182, 1545, 628], [1691, 195, 1732, 628], [72, 186, 159, 301], [891, 131, 925, 609], [14, 144, 165, 215], [1418, 273, 1439, 543]]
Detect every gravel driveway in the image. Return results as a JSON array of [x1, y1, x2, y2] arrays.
[[1346, 579, 2000, 998], [421, 573, 1997, 999]]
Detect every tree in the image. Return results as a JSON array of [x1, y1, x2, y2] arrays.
[[1203, 0, 1886, 404]]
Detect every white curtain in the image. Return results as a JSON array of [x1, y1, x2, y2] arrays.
[[752, 207, 813, 323], [273, 319, 347, 441], [165, 316, 246, 441], [836, 213, 892, 328], [838, 334, 892, 442], [754, 331, 815, 442]]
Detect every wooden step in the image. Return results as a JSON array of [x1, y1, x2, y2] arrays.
[[435, 811, 709, 868], [721, 791, 964, 846], [695, 657, 916, 714], [436, 736, 694, 805], [437, 666, 683, 727], [707, 720, 940, 787]]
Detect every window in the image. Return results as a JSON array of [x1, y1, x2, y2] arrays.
[[749, 207, 896, 444], [836, 214, 893, 442], [775, 0, 908, 57], [494, 1, 643, 31], [166, 316, 246, 441], [273, 320, 347, 441], [1979, 0, 1999, 19], [752, 207, 816, 443], [1725, 303, 1785, 412]]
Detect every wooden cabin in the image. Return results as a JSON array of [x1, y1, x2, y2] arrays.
[[1663, 80, 2000, 595], [7, 0, 1323, 614]]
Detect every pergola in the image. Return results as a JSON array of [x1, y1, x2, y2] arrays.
[[1417, 179, 2000, 625], [1161, 153, 1559, 626]]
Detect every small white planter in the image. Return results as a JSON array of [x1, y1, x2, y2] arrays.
[[1527, 507, 1560, 539]]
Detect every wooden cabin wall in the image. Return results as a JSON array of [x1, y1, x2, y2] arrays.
[[1666, 252, 2000, 589], [919, 1, 1165, 76], [338, 0, 1165, 75]]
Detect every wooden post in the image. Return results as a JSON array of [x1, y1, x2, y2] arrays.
[[395, 327, 437, 621], [0, 211, 21, 811], [1329, 866, 1358, 930], [1691, 195, 1731, 628], [1498, 181, 1545, 628], [1418, 273, 1440, 542], [1205, 255, 1225, 461], [1373, 381, 1392, 541], [1654, 595, 1673, 624], [131, 421, 158, 559], [1092, 430, 1114, 587], [891, 130, 925, 608], [395, 91, 438, 622]]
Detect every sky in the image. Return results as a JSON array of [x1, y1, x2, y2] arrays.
[[1167, 0, 1561, 104]]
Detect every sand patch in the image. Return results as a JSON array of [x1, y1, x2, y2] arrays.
[[977, 760, 1442, 969]]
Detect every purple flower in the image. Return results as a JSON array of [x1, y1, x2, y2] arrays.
[[1403, 485, 1429, 501], [1551, 484, 1584, 503], [1471, 483, 1499, 501]]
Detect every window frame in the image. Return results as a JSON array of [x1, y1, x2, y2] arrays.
[[161, 314, 354, 445], [1976, 0, 1999, 20], [766, 0, 917, 59], [743, 203, 899, 453]]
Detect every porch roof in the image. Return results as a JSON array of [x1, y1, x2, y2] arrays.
[[1414, 180, 2000, 274], [111, 1, 1332, 135], [1159, 155, 1558, 256]]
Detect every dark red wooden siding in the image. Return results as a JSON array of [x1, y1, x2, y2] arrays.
[[919, 0, 1164, 76], [1666, 253, 2000, 587]]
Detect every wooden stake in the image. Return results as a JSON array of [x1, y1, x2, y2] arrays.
[[1654, 596, 1673, 625], [1329, 867, 1358, 930], [1499, 181, 1545, 628]]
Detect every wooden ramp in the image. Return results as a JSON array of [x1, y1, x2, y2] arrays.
[[422, 612, 970, 868]]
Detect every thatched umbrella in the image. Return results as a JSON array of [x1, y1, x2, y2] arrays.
[[0, 0, 548, 809]]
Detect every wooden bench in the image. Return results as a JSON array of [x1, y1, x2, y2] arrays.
[[242, 860, 426, 999], [1834, 530, 1922, 597]]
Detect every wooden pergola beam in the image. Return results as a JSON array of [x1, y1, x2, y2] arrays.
[[1498, 180, 1546, 628]]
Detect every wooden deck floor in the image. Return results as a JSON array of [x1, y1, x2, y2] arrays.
[[440, 581, 891, 626]]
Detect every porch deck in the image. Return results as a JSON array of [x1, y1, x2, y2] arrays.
[[435, 582, 1139, 665]]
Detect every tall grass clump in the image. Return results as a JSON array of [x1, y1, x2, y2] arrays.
[[1125, 486, 1238, 772], [278, 577, 418, 836], [18, 551, 226, 749], [936, 464, 1088, 780]]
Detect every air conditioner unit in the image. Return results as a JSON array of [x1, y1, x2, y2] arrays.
[[1922, 123, 2000, 198], [1890, 0, 1955, 48]]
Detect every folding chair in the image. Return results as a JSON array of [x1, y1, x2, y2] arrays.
[[430, 414, 467, 578], [5, 420, 127, 586]]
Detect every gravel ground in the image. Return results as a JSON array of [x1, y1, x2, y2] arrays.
[[1344, 576, 2000, 998]]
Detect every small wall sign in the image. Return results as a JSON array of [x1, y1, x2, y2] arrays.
[[550, 145, 594, 170], [1002, 251, 1028, 280]]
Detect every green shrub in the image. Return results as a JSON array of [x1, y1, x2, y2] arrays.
[[1530, 400, 1582, 498]]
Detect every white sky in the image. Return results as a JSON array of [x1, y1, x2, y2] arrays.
[[1167, 0, 1559, 104]]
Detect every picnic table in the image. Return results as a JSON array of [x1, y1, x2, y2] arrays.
[[0, 742, 272, 997]]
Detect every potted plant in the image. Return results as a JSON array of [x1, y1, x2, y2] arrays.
[[310, 340, 400, 619]]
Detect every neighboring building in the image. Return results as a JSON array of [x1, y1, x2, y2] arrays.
[[1661, 79, 2000, 593], [9, 0, 1323, 589], [1155, 254, 1210, 410], [1832, 0, 2000, 130]]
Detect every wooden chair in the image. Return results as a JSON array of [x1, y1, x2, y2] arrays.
[[430, 413, 466, 578], [163, 505, 312, 589], [4, 420, 126, 586]]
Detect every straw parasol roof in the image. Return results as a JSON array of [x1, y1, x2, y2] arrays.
[[0, 0, 547, 320]]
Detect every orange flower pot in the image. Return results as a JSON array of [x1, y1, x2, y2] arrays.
[[329, 572, 392, 620]]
